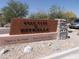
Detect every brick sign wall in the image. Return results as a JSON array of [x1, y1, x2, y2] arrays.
[[0, 18, 58, 46], [10, 18, 58, 35]]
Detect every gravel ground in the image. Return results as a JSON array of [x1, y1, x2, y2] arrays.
[[0, 29, 79, 59]]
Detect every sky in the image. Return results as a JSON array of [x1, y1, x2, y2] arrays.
[[0, 0, 79, 17]]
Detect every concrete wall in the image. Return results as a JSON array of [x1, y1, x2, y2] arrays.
[[0, 32, 57, 46]]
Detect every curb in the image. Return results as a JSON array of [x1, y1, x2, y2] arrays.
[[38, 47, 79, 59]]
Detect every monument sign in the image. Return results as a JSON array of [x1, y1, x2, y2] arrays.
[[10, 18, 58, 35], [0, 18, 58, 46]]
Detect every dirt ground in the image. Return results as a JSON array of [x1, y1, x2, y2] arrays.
[[0, 29, 79, 59]]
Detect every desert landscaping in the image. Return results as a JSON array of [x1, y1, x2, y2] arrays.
[[0, 28, 78, 59], [0, 0, 79, 59]]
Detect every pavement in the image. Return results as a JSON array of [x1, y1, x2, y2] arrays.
[[59, 51, 79, 59]]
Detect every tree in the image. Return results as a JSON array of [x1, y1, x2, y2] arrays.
[[0, 10, 6, 27], [2, 0, 28, 23], [64, 11, 77, 22], [29, 11, 49, 19], [0, 15, 4, 27], [49, 5, 65, 19]]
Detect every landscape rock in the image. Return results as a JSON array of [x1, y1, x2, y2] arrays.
[[0, 48, 9, 55], [23, 46, 33, 53]]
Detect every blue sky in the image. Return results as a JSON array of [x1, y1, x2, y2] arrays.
[[0, 0, 79, 17]]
